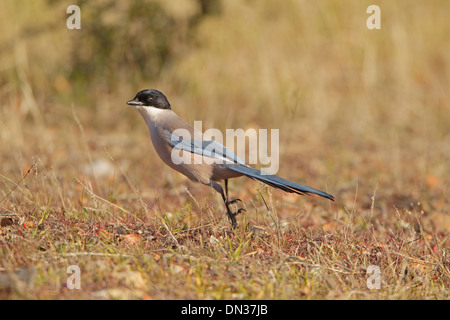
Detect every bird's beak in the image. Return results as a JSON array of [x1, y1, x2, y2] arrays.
[[127, 99, 144, 106]]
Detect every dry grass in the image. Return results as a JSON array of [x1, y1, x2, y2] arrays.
[[0, 0, 448, 299]]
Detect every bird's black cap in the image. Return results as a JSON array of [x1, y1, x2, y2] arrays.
[[127, 89, 171, 110]]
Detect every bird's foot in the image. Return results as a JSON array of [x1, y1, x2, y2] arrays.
[[226, 198, 243, 206], [226, 198, 247, 216], [225, 198, 246, 229]]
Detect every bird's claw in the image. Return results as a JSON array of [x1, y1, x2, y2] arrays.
[[225, 198, 246, 229], [226, 198, 243, 206], [234, 208, 247, 215]]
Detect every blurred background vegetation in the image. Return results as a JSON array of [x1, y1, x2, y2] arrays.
[[0, 0, 449, 229]]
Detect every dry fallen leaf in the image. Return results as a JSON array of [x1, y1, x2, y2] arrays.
[[1, 218, 13, 227], [322, 221, 336, 232], [171, 264, 186, 274], [122, 234, 141, 246], [146, 252, 161, 261], [95, 227, 111, 239], [410, 259, 433, 273], [426, 175, 441, 189], [24, 220, 34, 228]]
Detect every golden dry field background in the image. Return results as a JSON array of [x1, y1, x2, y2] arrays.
[[0, 0, 448, 299]]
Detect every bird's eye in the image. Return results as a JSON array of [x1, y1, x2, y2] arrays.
[[148, 96, 154, 101]]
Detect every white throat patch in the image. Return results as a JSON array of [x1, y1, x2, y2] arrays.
[[136, 106, 171, 121]]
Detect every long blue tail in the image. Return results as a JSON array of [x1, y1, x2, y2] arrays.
[[225, 164, 334, 201]]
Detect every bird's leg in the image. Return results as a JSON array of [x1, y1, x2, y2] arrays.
[[224, 179, 246, 219], [219, 189, 237, 229], [225, 179, 229, 200], [210, 180, 245, 229]]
